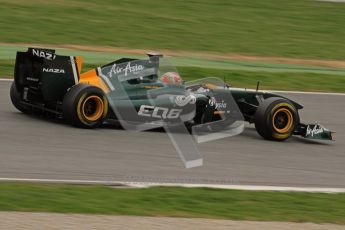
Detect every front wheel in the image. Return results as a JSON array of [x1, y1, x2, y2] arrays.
[[254, 97, 299, 141], [63, 84, 108, 128]]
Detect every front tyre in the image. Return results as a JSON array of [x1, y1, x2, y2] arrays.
[[63, 84, 108, 128], [254, 97, 299, 141]]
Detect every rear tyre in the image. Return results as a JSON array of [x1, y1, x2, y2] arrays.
[[63, 84, 108, 128], [10, 82, 30, 114], [254, 97, 299, 141]]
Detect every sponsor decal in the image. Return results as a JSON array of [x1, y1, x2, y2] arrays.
[[138, 105, 182, 119], [306, 125, 324, 137], [108, 62, 144, 78], [174, 95, 196, 107], [209, 97, 227, 109], [26, 77, 39, 82], [42, 68, 65, 74], [32, 49, 55, 60]]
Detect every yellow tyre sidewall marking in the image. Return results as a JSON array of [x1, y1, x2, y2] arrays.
[[81, 95, 104, 121], [77, 94, 88, 125], [101, 95, 108, 119], [272, 108, 293, 133], [270, 103, 295, 139], [76, 94, 108, 125]]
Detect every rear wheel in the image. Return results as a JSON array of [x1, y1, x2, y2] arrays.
[[63, 84, 108, 128], [254, 97, 299, 141], [10, 82, 30, 114]]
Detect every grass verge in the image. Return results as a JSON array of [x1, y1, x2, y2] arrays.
[[0, 183, 345, 224], [179, 67, 345, 93], [1, 0, 345, 59]]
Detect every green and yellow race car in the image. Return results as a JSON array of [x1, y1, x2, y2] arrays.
[[10, 47, 334, 141]]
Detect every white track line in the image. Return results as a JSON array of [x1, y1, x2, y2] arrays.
[[0, 78, 13, 81], [1, 178, 344, 193], [270, 90, 345, 96], [230, 87, 345, 96]]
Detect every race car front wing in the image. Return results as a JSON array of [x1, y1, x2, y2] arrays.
[[294, 123, 335, 141]]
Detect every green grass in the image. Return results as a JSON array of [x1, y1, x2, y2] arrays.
[[179, 67, 345, 93], [0, 59, 14, 77], [1, 0, 345, 59], [0, 183, 345, 224]]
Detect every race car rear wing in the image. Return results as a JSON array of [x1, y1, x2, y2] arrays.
[[14, 47, 82, 102]]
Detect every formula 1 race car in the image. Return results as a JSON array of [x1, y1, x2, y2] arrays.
[[10, 47, 334, 141]]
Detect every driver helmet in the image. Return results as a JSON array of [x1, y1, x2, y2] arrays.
[[160, 72, 182, 85]]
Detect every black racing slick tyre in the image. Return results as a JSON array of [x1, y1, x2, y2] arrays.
[[254, 97, 299, 141], [10, 81, 30, 114], [63, 84, 109, 128]]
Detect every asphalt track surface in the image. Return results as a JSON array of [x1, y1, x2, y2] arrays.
[[0, 80, 344, 188]]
